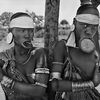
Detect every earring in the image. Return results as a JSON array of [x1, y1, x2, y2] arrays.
[[70, 24, 75, 32], [6, 32, 13, 44]]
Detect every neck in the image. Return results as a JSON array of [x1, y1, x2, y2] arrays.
[[14, 44, 30, 56]]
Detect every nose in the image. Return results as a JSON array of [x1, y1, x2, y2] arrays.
[[24, 30, 32, 39], [85, 25, 96, 36]]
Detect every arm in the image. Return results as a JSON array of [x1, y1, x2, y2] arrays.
[[1, 49, 49, 97], [51, 40, 72, 92], [51, 40, 96, 92]]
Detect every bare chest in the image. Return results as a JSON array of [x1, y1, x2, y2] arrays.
[[69, 48, 98, 78], [15, 56, 36, 76]]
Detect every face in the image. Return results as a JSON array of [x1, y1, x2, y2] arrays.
[[12, 28, 34, 49], [75, 21, 98, 53], [75, 21, 98, 39], [73, 7, 99, 53], [75, 7, 99, 41]]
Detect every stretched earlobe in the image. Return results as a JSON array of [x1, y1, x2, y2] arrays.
[[6, 32, 13, 44], [70, 24, 75, 31]]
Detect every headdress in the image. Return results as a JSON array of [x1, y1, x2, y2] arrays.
[[7, 12, 35, 44], [9, 15, 35, 28], [81, 0, 92, 5], [80, 0, 100, 7]]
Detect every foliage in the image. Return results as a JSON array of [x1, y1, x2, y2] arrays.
[[0, 12, 13, 26], [60, 19, 69, 25]]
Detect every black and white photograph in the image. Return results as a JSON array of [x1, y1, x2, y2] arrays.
[[0, 0, 100, 100]]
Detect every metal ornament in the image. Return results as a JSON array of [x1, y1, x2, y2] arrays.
[[79, 38, 95, 53]]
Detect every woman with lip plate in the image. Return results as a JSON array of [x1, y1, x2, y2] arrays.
[[0, 12, 49, 100], [51, 3, 100, 100]]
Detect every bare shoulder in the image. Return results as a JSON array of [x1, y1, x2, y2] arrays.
[[55, 40, 66, 48], [54, 40, 67, 55]]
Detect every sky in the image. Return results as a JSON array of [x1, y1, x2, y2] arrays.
[[0, 0, 100, 25]]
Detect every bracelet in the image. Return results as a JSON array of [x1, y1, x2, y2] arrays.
[[88, 81, 94, 89], [10, 81, 15, 89], [35, 68, 49, 74], [1, 76, 15, 89], [35, 82, 47, 88], [72, 81, 94, 92]]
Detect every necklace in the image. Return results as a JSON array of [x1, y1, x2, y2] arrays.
[[15, 49, 32, 65]]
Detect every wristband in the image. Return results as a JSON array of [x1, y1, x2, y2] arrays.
[[72, 81, 94, 92]]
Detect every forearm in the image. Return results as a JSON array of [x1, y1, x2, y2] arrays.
[[52, 79, 94, 92], [0, 69, 49, 97], [51, 79, 72, 92], [0, 75, 47, 97], [13, 81, 46, 97]]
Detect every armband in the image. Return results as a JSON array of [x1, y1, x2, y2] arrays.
[[35, 82, 47, 88], [35, 68, 49, 74], [1, 76, 15, 89], [72, 81, 94, 92], [52, 62, 64, 66], [52, 62, 64, 73]]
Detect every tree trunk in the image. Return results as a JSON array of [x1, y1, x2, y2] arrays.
[[44, 0, 60, 48], [44, 1, 60, 99], [44, 0, 60, 69]]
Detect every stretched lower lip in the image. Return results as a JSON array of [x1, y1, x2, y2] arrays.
[[23, 41, 32, 47], [26, 41, 31, 44]]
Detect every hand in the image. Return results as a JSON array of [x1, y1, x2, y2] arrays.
[[51, 78, 59, 91]]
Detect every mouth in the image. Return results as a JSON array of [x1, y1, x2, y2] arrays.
[[22, 41, 33, 48], [80, 38, 95, 53]]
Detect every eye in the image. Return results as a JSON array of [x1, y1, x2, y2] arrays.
[[29, 29, 34, 33], [79, 22, 87, 28], [21, 29, 24, 32], [94, 25, 98, 29]]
